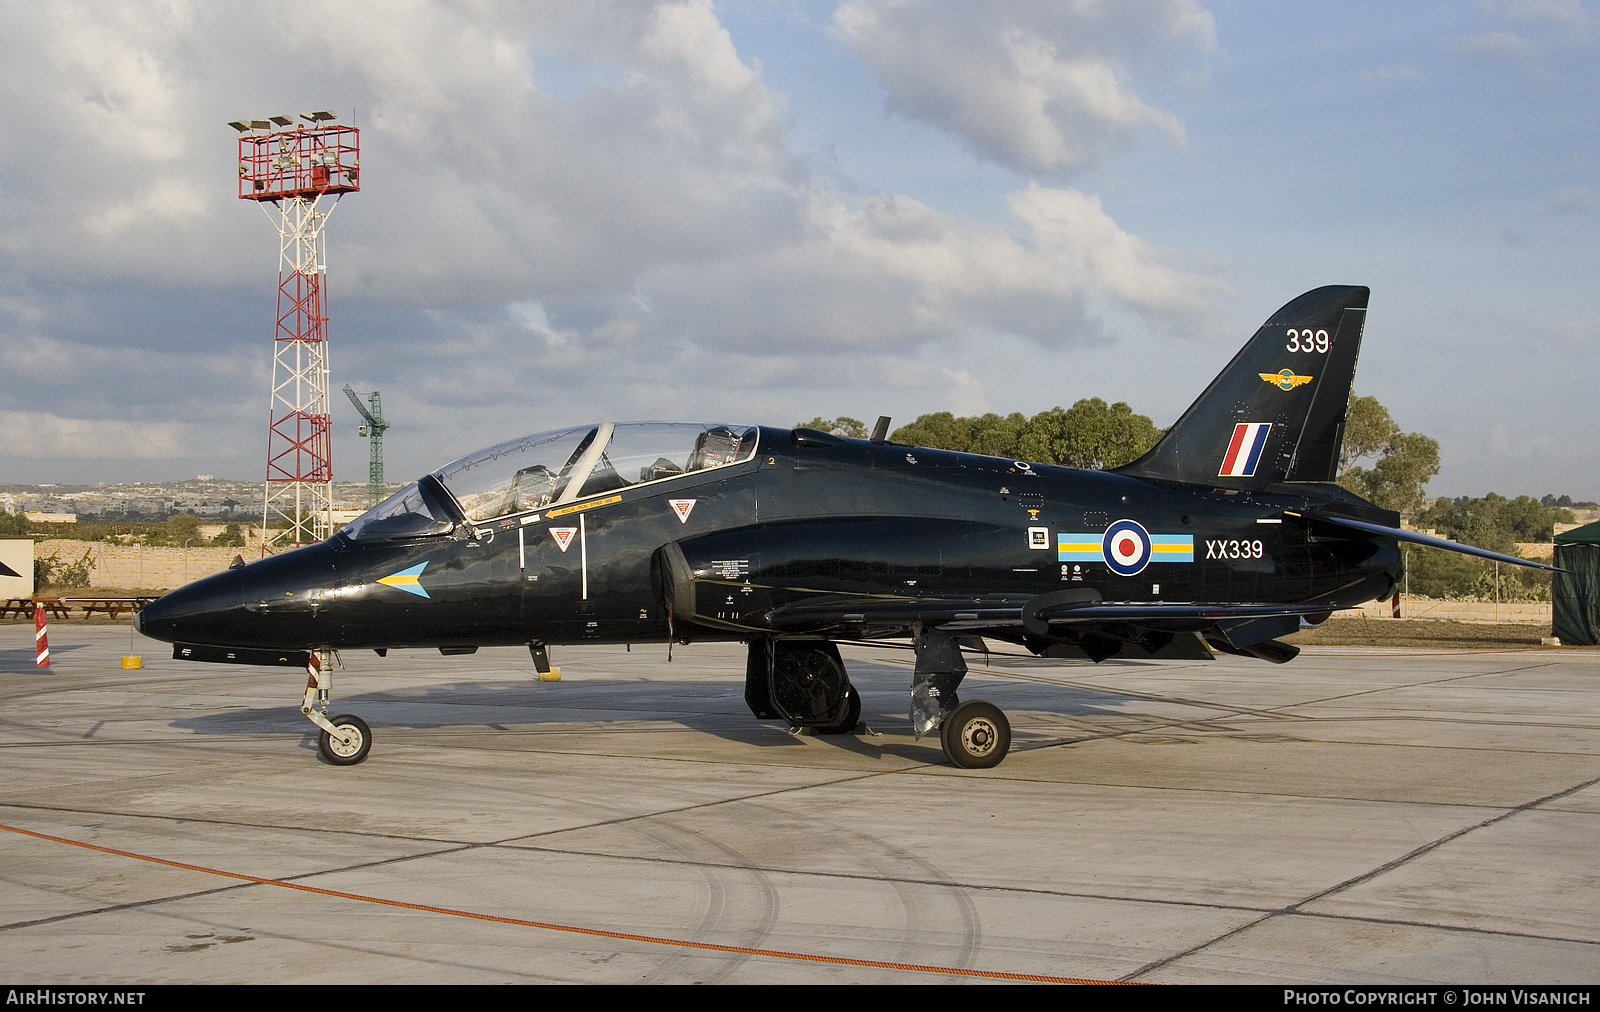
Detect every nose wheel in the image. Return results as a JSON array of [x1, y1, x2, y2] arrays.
[[318, 714, 372, 766], [302, 651, 373, 766], [939, 700, 1010, 769]]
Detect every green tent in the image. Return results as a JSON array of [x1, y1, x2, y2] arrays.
[[1553, 521, 1600, 645]]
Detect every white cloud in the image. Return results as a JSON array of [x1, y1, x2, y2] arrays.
[[1361, 64, 1419, 81], [1553, 186, 1595, 212], [1460, 31, 1539, 59], [943, 368, 990, 415], [1537, 319, 1599, 343], [1481, 0, 1590, 39], [0, 409, 185, 459], [832, 0, 1214, 175], [0, 0, 1225, 480], [1489, 424, 1560, 460]]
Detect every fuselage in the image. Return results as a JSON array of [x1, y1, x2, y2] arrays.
[[136, 424, 1401, 653]]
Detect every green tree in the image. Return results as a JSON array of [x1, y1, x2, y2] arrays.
[[1339, 394, 1396, 473], [888, 412, 974, 452], [796, 416, 868, 438], [1015, 399, 1163, 470], [209, 522, 246, 547], [889, 400, 1161, 469], [1415, 493, 1573, 548], [145, 512, 204, 546], [1337, 393, 1440, 514], [1402, 493, 1571, 600], [0, 511, 26, 537]]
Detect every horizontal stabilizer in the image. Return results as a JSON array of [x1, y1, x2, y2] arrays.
[[1290, 511, 1562, 572]]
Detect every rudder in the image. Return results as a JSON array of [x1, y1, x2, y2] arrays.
[[1114, 285, 1369, 488]]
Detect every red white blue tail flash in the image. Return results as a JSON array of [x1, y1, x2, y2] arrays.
[[1220, 423, 1271, 478]]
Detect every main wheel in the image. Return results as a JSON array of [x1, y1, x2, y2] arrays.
[[318, 714, 372, 766], [940, 701, 1010, 769], [813, 684, 861, 735], [769, 643, 849, 724]]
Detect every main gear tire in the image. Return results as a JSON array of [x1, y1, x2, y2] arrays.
[[940, 701, 1010, 769], [318, 714, 372, 766], [768, 642, 849, 725], [813, 684, 861, 735]]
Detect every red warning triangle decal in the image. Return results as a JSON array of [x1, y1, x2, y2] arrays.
[[549, 527, 578, 552], [668, 499, 696, 523]]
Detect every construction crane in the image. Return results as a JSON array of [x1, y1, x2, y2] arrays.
[[343, 385, 389, 506]]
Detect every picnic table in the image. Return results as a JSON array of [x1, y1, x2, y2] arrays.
[[2, 597, 158, 620], [1, 597, 71, 620], [65, 597, 158, 620]]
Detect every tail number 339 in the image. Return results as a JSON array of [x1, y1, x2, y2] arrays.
[[1286, 328, 1329, 353], [1207, 539, 1264, 560]]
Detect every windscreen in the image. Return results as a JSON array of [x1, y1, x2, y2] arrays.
[[341, 477, 457, 541], [433, 426, 596, 522]]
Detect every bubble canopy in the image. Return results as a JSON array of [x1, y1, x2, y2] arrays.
[[341, 422, 759, 541]]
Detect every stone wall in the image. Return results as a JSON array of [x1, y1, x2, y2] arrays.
[[33, 539, 243, 592], [1347, 594, 1551, 624]]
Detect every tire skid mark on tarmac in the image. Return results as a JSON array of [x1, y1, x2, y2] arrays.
[[678, 795, 984, 980], [617, 815, 781, 983], [1120, 770, 1600, 982]]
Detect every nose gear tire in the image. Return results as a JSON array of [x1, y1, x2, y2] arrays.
[[940, 700, 1010, 769], [318, 714, 372, 766]]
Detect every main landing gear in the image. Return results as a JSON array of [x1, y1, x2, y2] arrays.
[[912, 626, 1011, 769], [302, 651, 372, 765], [745, 640, 862, 734], [744, 633, 1014, 768]]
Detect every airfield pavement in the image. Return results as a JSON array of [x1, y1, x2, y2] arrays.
[[2, 625, 1600, 985]]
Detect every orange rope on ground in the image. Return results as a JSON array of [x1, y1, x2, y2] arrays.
[[0, 821, 1126, 984]]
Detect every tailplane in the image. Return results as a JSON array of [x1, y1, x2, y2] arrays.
[[1114, 285, 1369, 488]]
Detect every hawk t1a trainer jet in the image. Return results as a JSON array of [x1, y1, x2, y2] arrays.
[[136, 286, 1552, 769]]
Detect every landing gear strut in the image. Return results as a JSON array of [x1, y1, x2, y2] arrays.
[[911, 625, 1011, 768], [302, 651, 372, 765]]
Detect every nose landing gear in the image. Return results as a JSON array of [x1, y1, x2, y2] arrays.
[[302, 651, 372, 765]]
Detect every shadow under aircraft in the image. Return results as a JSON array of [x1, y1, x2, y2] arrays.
[[136, 286, 1552, 769]]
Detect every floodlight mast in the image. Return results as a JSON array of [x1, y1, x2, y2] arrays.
[[233, 112, 360, 552]]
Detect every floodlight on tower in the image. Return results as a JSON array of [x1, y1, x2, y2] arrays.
[[232, 109, 360, 552]]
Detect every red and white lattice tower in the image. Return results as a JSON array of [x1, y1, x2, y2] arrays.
[[232, 112, 360, 551]]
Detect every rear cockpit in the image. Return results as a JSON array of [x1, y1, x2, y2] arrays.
[[341, 422, 759, 542]]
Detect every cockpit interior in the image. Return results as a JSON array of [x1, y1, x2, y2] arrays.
[[341, 422, 759, 542]]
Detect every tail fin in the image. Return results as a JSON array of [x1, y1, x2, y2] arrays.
[[1114, 285, 1369, 488]]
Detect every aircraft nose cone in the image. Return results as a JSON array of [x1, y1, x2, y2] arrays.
[[137, 541, 343, 649], [136, 568, 247, 645]]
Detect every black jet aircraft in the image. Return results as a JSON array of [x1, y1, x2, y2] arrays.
[[136, 286, 1552, 769]]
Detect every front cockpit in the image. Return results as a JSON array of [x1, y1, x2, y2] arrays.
[[340, 421, 760, 542]]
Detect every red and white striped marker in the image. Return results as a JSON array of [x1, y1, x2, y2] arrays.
[[34, 603, 49, 668]]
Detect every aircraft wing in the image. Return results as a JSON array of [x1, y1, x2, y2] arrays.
[[761, 588, 1345, 635]]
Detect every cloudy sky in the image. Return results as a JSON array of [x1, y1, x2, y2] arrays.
[[1, 0, 1595, 498]]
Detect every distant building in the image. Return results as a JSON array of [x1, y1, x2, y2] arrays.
[[24, 512, 77, 524]]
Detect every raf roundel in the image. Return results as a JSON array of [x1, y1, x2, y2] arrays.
[[1102, 519, 1153, 577]]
